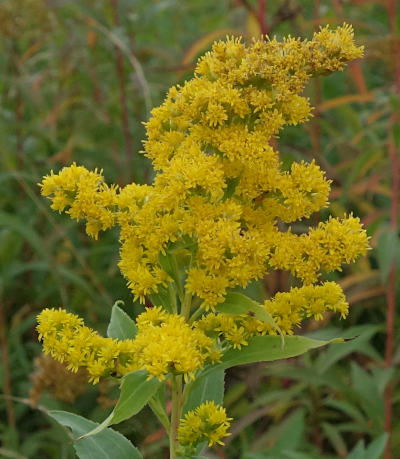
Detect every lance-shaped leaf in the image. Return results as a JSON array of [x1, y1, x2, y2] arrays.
[[78, 370, 162, 439], [111, 370, 162, 424], [183, 368, 225, 415], [107, 301, 137, 340], [196, 335, 341, 383], [49, 410, 142, 459], [214, 292, 284, 346]]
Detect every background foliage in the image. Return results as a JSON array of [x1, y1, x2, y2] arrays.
[[0, 0, 399, 458]]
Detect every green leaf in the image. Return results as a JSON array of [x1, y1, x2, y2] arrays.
[[158, 251, 183, 298], [214, 293, 284, 345], [79, 370, 162, 439], [365, 433, 388, 459], [0, 228, 23, 266], [315, 325, 381, 374], [347, 433, 388, 459], [321, 422, 348, 456], [148, 284, 173, 313], [197, 335, 337, 382], [112, 370, 162, 424], [350, 362, 383, 427], [324, 399, 366, 426], [377, 229, 400, 283], [272, 408, 305, 451], [371, 366, 395, 395], [393, 123, 400, 147], [183, 369, 225, 415], [107, 301, 137, 340], [148, 385, 169, 430], [0, 211, 46, 257], [347, 440, 366, 459], [48, 411, 142, 459]]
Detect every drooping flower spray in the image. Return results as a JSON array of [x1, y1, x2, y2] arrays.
[[37, 25, 368, 457]]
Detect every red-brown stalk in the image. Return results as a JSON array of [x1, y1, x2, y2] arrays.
[[110, 0, 133, 172], [384, 1, 399, 458]]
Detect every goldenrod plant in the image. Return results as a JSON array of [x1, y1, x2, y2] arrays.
[[37, 25, 368, 458]]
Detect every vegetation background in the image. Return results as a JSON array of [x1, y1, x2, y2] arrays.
[[0, 0, 399, 458]]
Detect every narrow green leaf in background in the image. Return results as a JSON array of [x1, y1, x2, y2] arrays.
[[365, 432, 388, 459], [321, 422, 348, 456], [314, 325, 381, 374], [376, 229, 400, 283], [347, 432, 388, 459]]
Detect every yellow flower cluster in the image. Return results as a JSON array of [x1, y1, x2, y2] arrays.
[[37, 307, 220, 384], [40, 25, 367, 311], [196, 281, 348, 344], [269, 215, 369, 284], [37, 308, 117, 384], [125, 306, 222, 381], [40, 164, 117, 239], [178, 401, 232, 449], [37, 281, 347, 385]]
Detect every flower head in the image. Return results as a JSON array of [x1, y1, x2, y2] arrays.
[[178, 401, 232, 449]]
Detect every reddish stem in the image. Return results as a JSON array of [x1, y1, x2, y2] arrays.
[[237, 0, 268, 36], [310, 0, 322, 162], [384, 1, 399, 457], [384, 122, 399, 459], [257, 0, 268, 36], [110, 0, 133, 171]]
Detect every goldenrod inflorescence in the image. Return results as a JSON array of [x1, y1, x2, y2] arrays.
[[40, 24, 366, 311], [178, 401, 232, 450], [37, 24, 367, 452], [37, 307, 221, 384]]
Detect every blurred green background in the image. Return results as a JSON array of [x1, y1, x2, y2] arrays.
[[0, 1, 399, 458]]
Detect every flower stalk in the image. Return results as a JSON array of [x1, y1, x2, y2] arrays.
[[170, 375, 183, 459]]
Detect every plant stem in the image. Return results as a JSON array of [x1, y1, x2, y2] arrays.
[[238, 0, 268, 35], [181, 291, 192, 321], [311, 0, 322, 163], [110, 0, 134, 177], [189, 306, 204, 324], [170, 375, 183, 459], [384, 1, 399, 458], [257, 0, 268, 36], [169, 283, 178, 314]]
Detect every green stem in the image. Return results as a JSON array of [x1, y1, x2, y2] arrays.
[[169, 283, 178, 314], [170, 375, 183, 459], [188, 306, 204, 324], [181, 291, 192, 321]]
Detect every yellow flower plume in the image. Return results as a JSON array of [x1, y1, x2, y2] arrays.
[[40, 25, 367, 310]]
